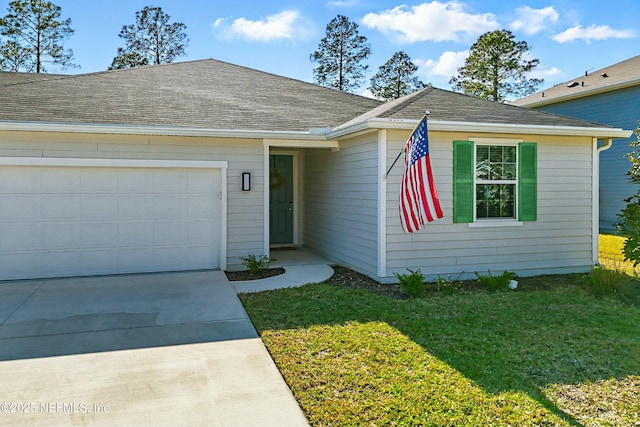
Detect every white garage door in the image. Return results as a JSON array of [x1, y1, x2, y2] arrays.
[[0, 158, 227, 280]]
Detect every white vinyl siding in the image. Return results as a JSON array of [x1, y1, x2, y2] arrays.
[[384, 130, 593, 283], [303, 135, 379, 278], [0, 131, 265, 272]]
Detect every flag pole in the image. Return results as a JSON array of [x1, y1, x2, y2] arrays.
[[385, 110, 430, 176]]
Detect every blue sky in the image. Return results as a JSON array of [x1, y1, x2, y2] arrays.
[[4, 0, 638, 96]]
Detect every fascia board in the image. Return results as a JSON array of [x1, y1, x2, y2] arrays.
[[514, 79, 640, 108], [328, 118, 632, 139], [264, 138, 339, 149], [0, 121, 328, 141]]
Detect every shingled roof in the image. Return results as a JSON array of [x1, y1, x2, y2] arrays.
[[512, 55, 640, 108], [0, 58, 625, 137], [0, 59, 382, 132], [0, 71, 66, 85], [336, 86, 613, 130]]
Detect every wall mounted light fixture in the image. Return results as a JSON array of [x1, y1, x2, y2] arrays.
[[242, 172, 251, 191]]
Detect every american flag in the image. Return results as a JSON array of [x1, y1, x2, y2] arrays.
[[399, 116, 443, 233]]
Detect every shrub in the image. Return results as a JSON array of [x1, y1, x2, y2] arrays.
[[394, 268, 426, 298], [617, 123, 640, 266], [241, 254, 276, 274], [475, 270, 516, 291], [433, 275, 457, 295], [588, 265, 635, 298]]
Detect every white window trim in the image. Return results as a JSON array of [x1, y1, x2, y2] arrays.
[[469, 220, 523, 228], [469, 138, 522, 227]]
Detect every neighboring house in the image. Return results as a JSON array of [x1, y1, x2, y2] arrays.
[[512, 55, 640, 232], [0, 59, 631, 283]]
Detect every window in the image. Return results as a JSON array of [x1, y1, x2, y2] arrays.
[[475, 145, 517, 219], [453, 140, 537, 223]]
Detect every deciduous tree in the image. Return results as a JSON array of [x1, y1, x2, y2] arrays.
[[450, 29, 542, 102], [310, 15, 370, 93]]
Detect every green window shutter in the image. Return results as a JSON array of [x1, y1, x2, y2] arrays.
[[518, 142, 537, 221], [453, 140, 474, 223]]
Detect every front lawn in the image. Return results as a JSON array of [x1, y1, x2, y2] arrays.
[[240, 237, 640, 426]]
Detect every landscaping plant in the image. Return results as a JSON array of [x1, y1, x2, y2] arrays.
[[475, 270, 516, 291], [589, 265, 636, 299], [433, 274, 457, 294], [394, 268, 426, 297], [240, 254, 275, 275], [618, 123, 640, 265]]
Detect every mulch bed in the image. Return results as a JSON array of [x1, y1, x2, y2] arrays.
[[225, 268, 285, 281], [226, 264, 586, 299], [327, 266, 405, 299], [326, 266, 587, 299]]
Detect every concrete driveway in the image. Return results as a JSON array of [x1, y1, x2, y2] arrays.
[[0, 271, 309, 427]]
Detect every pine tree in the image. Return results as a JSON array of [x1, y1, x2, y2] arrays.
[[109, 6, 188, 70], [0, 0, 75, 73], [450, 29, 542, 102], [310, 15, 371, 93], [369, 51, 426, 100]]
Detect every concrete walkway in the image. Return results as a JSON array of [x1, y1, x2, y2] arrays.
[[0, 251, 334, 427], [233, 248, 335, 294]]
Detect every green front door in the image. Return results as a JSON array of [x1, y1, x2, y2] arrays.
[[269, 154, 294, 244]]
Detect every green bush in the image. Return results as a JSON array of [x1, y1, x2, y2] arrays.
[[241, 254, 276, 274], [588, 265, 635, 298], [433, 275, 457, 295], [475, 270, 516, 291], [617, 123, 640, 266], [394, 268, 426, 298]]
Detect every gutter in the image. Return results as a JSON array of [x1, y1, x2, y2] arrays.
[[514, 79, 640, 109], [328, 118, 632, 139], [0, 118, 632, 142], [0, 120, 329, 141]]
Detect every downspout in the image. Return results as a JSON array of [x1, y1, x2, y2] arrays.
[[264, 143, 271, 256], [378, 129, 388, 280], [593, 137, 613, 264]]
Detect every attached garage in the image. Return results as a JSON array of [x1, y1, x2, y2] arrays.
[[0, 158, 227, 280]]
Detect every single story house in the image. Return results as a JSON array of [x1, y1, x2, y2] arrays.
[[513, 55, 640, 232], [0, 59, 631, 283]]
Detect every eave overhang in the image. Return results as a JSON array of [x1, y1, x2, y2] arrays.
[[328, 118, 633, 140], [513, 79, 640, 108], [0, 120, 329, 141], [0, 118, 631, 146]]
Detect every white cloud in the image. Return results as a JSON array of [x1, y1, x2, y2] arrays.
[[415, 50, 469, 79], [552, 24, 636, 43], [211, 10, 310, 42], [326, 0, 361, 7], [527, 66, 560, 80], [361, 1, 499, 43], [510, 6, 558, 35]]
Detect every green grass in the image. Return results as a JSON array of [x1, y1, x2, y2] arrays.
[[239, 236, 640, 426]]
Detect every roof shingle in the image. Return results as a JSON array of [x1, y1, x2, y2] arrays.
[[0, 59, 382, 132], [337, 86, 612, 130], [0, 59, 618, 133], [512, 55, 640, 108]]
